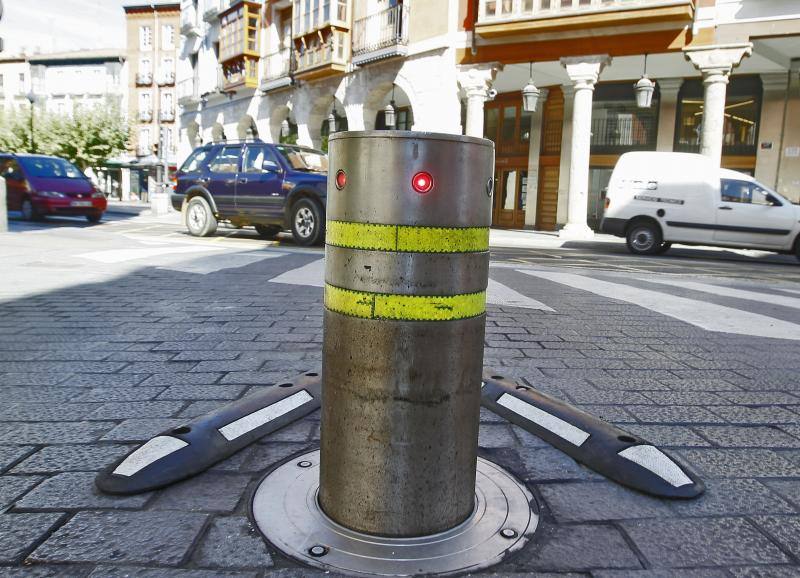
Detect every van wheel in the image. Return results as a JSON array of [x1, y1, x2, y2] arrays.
[[21, 197, 41, 221], [655, 242, 672, 255], [255, 224, 282, 239], [626, 221, 662, 255], [290, 198, 324, 246], [185, 196, 217, 237]]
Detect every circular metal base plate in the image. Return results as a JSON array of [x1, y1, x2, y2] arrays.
[[250, 449, 539, 576]]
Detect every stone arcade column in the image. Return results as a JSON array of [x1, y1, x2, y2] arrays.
[[756, 73, 791, 188], [457, 64, 501, 138], [559, 55, 610, 240], [684, 44, 752, 166], [656, 78, 683, 152], [524, 88, 548, 229]]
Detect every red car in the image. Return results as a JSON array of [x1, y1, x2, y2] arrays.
[[1, 153, 107, 222]]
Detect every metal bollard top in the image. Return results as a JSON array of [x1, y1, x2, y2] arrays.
[[327, 130, 495, 229]]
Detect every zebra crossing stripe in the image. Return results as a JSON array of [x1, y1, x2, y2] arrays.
[[642, 277, 800, 311], [519, 269, 800, 340]]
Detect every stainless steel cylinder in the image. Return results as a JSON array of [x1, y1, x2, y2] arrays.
[[320, 131, 495, 537]]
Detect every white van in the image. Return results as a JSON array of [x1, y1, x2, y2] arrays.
[[600, 152, 800, 260]]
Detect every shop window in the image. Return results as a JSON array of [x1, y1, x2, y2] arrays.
[[675, 76, 761, 157], [591, 82, 659, 153], [483, 97, 530, 156]]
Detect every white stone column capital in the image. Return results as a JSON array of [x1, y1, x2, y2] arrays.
[[561, 55, 611, 90], [760, 72, 790, 92], [683, 43, 752, 77], [457, 63, 503, 99], [656, 77, 684, 97]]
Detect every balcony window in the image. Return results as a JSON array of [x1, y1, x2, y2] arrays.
[[293, 0, 348, 37], [675, 76, 761, 157], [220, 2, 260, 61], [591, 82, 659, 154], [479, 0, 691, 23], [352, 3, 409, 59]]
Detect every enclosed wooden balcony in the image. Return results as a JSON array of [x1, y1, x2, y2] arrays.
[[475, 0, 694, 37], [219, 0, 261, 91], [291, 0, 351, 80]]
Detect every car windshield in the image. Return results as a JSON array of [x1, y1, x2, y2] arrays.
[[18, 156, 84, 179], [275, 145, 328, 173]]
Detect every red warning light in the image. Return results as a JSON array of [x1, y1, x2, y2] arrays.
[[335, 169, 347, 190], [411, 171, 434, 194]]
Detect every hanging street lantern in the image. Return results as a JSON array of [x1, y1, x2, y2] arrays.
[[328, 111, 337, 134], [522, 62, 540, 113], [280, 119, 290, 138], [634, 54, 656, 109], [384, 85, 397, 129]]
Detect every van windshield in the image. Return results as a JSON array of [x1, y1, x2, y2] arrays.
[[18, 157, 84, 179]]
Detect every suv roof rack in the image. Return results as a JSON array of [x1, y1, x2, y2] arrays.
[[205, 138, 264, 145]]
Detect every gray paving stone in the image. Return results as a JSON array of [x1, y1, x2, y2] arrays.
[[0, 565, 93, 577], [0, 513, 64, 563], [694, 426, 800, 448], [478, 424, 518, 448], [728, 566, 800, 578], [763, 480, 800, 509], [88, 401, 185, 420], [0, 422, 116, 445], [242, 443, 314, 472], [621, 517, 790, 568], [100, 419, 186, 442], [139, 372, 223, 386], [150, 473, 250, 513], [539, 481, 673, 522], [60, 374, 149, 387], [178, 400, 227, 418], [626, 405, 726, 424], [10, 445, 133, 474], [16, 472, 150, 510], [119, 362, 198, 374], [0, 445, 35, 472], [720, 392, 800, 405], [639, 391, 728, 405], [88, 567, 256, 577], [670, 478, 797, 516], [156, 384, 247, 400], [0, 403, 101, 422], [710, 406, 800, 425], [258, 421, 315, 443], [0, 373, 71, 386], [593, 570, 728, 578], [518, 447, 602, 482], [678, 449, 800, 478], [622, 425, 711, 447], [73, 388, 166, 402], [194, 516, 273, 569], [0, 475, 43, 510], [575, 404, 637, 423], [30, 511, 207, 566], [753, 516, 800, 558], [519, 523, 642, 572], [510, 424, 552, 448]]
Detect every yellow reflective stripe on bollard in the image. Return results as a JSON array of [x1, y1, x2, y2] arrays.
[[326, 220, 489, 253], [325, 284, 486, 321]]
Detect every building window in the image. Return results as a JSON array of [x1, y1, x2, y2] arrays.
[[591, 82, 659, 153], [162, 91, 173, 111], [19, 73, 25, 85], [139, 128, 151, 148], [139, 91, 151, 111], [0, 74, 4, 89], [482, 97, 530, 156], [675, 76, 761, 157], [140, 26, 152, 50], [162, 24, 175, 50]]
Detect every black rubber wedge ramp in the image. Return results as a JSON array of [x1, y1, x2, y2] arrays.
[[95, 371, 322, 495], [481, 372, 705, 499]]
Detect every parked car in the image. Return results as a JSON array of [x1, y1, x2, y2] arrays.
[[0, 153, 107, 222], [600, 152, 800, 260], [172, 140, 328, 246]]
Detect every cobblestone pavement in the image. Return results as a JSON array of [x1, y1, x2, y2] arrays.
[[1, 213, 800, 576]]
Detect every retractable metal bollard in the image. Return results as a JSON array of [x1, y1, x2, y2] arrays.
[[251, 132, 538, 576]]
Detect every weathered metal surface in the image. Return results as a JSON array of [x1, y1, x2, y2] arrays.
[[251, 449, 538, 577], [481, 373, 705, 499], [319, 131, 495, 537]]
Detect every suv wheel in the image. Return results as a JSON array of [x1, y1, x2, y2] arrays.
[[626, 221, 662, 255], [290, 198, 323, 246], [185, 196, 218, 237], [255, 224, 282, 239]]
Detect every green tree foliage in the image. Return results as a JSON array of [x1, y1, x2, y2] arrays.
[[0, 103, 130, 171]]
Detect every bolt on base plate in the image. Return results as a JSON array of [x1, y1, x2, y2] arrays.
[[250, 449, 538, 577]]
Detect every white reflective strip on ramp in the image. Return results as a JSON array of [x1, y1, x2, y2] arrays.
[[113, 436, 188, 477], [518, 269, 800, 341], [643, 277, 800, 311], [218, 390, 314, 441], [497, 393, 590, 447], [269, 259, 325, 287], [487, 279, 555, 312], [618, 445, 693, 488]]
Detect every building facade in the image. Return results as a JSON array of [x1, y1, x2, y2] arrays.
[[124, 2, 181, 163], [0, 54, 31, 111], [177, 0, 800, 233]]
